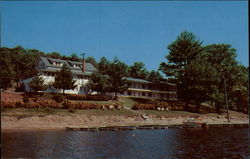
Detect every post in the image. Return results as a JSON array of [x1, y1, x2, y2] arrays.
[[223, 73, 230, 122], [0, 88, 2, 109]]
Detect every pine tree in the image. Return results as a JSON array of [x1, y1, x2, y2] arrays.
[[159, 31, 203, 109], [147, 70, 164, 83], [53, 64, 76, 94], [98, 57, 110, 75], [185, 56, 218, 112], [29, 76, 47, 92], [128, 62, 147, 79], [0, 52, 15, 89], [106, 58, 129, 99], [87, 72, 108, 94]]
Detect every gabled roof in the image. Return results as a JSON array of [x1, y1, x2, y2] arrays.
[[38, 56, 97, 72], [38, 69, 93, 76]]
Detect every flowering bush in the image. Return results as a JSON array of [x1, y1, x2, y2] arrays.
[[66, 94, 112, 101], [66, 94, 87, 100], [64, 101, 101, 109], [132, 103, 156, 110], [1, 101, 18, 108]]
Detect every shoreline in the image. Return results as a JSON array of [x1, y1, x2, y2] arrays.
[[2, 114, 248, 131]]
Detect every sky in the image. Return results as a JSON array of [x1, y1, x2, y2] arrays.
[[1, 1, 248, 72]]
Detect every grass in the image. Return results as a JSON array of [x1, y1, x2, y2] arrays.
[[118, 97, 136, 108], [3, 96, 243, 119], [118, 96, 158, 108], [70, 100, 116, 105], [1, 107, 135, 118], [75, 109, 134, 116], [141, 110, 199, 117]]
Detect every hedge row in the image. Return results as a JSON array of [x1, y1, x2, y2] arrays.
[[1, 100, 122, 110], [23, 92, 113, 101], [66, 94, 113, 101]]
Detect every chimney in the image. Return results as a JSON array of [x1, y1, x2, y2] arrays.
[[81, 53, 86, 72], [82, 58, 85, 72]]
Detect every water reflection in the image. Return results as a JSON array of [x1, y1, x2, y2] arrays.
[[2, 128, 249, 159]]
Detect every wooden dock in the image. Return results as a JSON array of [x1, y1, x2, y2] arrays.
[[65, 123, 249, 131]]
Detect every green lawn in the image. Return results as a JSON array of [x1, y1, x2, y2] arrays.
[[69, 100, 117, 105], [141, 110, 199, 117], [74, 109, 134, 116], [117, 96, 158, 108], [1, 107, 134, 118]]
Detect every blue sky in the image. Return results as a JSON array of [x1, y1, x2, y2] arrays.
[[1, 1, 248, 72]]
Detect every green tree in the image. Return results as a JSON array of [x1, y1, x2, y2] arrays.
[[159, 31, 203, 109], [87, 72, 108, 94], [47, 52, 62, 59], [0, 49, 16, 89], [128, 62, 148, 79], [98, 57, 110, 75], [69, 53, 80, 61], [29, 76, 47, 92], [106, 58, 129, 99], [147, 70, 164, 83], [86, 56, 98, 68], [185, 56, 218, 112], [227, 65, 248, 113], [53, 64, 76, 94], [203, 44, 239, 113]]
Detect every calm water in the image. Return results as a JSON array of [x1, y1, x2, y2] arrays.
[[2, 128, 249, 159]]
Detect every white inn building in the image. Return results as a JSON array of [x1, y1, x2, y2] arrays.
[[23, 57, 177, 100]]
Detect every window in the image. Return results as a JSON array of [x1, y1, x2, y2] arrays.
[[142, 92, 145, 96], [128, 91, 132, 96]]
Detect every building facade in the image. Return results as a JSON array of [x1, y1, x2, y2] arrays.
[[23, 57, 177, 100], [23, 57, 96, 94], [122, 77, 177, 100]]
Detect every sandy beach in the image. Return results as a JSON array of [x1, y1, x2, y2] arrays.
[[2, 113, 249, 130]]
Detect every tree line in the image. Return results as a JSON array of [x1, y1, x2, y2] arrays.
[[0, 46, 163, 91], [159, 31, 248, 113], [0, 46, 97, 89], [0, 31, 248, 114]]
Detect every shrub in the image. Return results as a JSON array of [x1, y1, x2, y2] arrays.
[[25, 92, 44, 98], [52, 94, 65, 103], [15, 101, 23, 108], [66, 94, 87, 100], [66, 94, 113, 101], [26, 101, 40, 108], [23, 95, 29, 103], [2, 101, 16, 108], [63, 101, 101, 109], [37, 99, 62, 108], [62, 100, 70, 109], [132, 103, 156, 110]]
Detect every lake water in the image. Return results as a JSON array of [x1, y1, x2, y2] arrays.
[[2, 128, 249, 159]]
